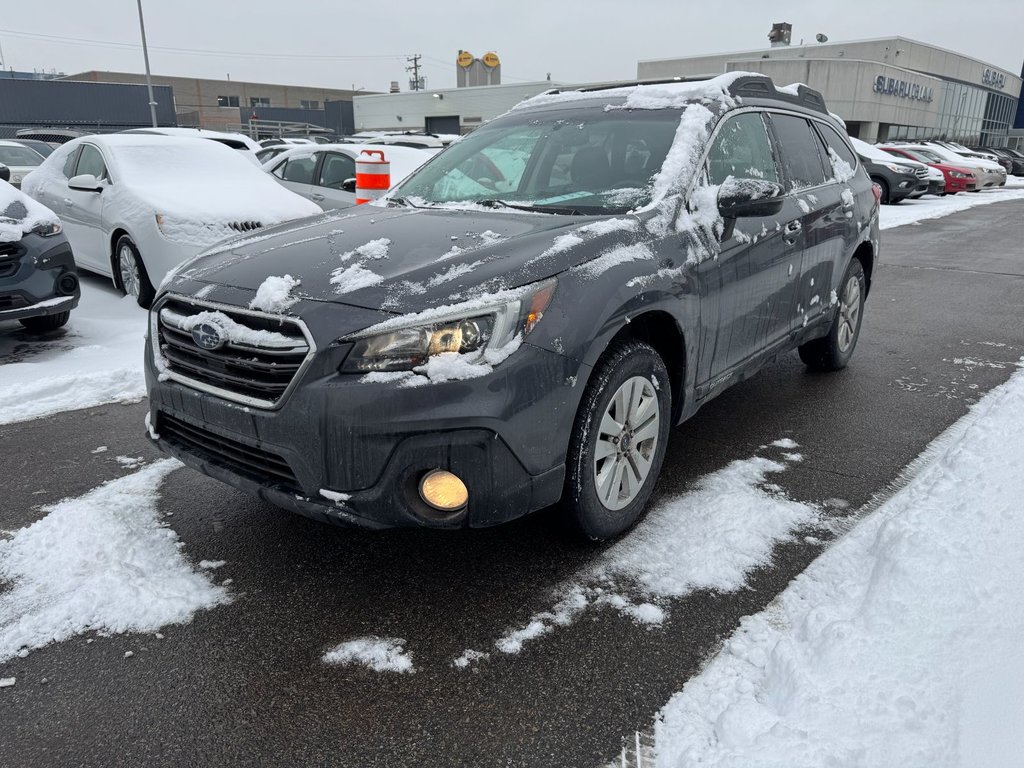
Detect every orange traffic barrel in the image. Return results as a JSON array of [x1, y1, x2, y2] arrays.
[[355, 149, 391, 204]]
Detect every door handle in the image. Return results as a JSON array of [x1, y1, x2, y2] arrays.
[[310, 193, 325, 201], [63, 198, 74, 206]]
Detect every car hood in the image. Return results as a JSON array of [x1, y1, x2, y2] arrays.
[[174, 203, 644, 314]]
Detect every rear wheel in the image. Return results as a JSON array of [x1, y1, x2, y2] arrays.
[[798, 258, 866, 372], [115, 235, 155, 309], [19, 310, 70, 333], [562, 339, 671, 541]]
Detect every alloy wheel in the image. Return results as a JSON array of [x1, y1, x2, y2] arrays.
[[837, 274, 862, 352], [593, 376, 661, 511], [119, 244, 141, 298]]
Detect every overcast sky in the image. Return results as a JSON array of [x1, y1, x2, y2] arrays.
[[1, 0, 1021, 92]]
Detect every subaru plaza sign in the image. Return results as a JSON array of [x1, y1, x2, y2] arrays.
[[982, 68, 1006, 89], [873, 75, 934, 103]]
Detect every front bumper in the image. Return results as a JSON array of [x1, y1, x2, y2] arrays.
[[145, 317, 581, 529], [0, 234, 80, 320]]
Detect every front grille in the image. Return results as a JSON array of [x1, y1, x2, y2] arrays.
[[156, 295, 312, 407], [0, 262, 19, 280], [915, 167, 929, 179], [0, 242, 24, 258], [159, 413, 300, 491]]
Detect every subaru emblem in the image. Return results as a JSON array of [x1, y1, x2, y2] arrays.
[[191, 321, 225, 351]]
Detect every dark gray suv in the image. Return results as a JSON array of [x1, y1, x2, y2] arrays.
[[145, 73, 879, 540]]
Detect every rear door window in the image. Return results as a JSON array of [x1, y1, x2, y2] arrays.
[[769, 114, 830, 190], [705, 111, 780, 185], [273, 154, 317, 184], [815, 122, 858, 179]]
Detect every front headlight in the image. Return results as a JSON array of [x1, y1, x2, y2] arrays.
[[340, 278, 556, 373], [884, 163, 914, 174], [31, 221, 63, 237]]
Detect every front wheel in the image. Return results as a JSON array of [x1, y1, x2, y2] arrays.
[[115, 234, 155, 309], [798, 258, 866, 372], [562, 339, 672, 541]]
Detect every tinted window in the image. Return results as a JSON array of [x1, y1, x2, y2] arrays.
[[770, 114, 829, 190], [318, 152, 356, 189], [816, 122, 857, 170], [75, 144, 107, 179], [706, 112, 780, 185], [273, 155, 316, 184]]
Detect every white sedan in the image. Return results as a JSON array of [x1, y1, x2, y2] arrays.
[[21, 134, 320, 307], [263, 143, 432, 210], [0, 140, 46, 188]]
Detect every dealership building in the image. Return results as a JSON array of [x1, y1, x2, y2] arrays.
[[637, 35, 1022, 147]]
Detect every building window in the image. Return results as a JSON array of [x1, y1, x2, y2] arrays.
[[300, 100, 320, 110], [250, 97, 271, 108], [217, 95, 240, 107]]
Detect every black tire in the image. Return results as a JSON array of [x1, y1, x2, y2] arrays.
[[114, 234, 155, 309], [19, 310, 70, 333], [798, 258, 866, 372], [872, 177, 891, 205], [562, 339, 672, 541]]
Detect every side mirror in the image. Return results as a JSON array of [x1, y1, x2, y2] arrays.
[[341, 178, 357, 193], [0, 164, 9, 182], [717, 178, 785, 218], [68, 173, 103, 193]]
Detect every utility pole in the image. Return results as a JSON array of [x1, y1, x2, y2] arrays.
[[136, 0, 159, 127], [406, 54, 423, 91]]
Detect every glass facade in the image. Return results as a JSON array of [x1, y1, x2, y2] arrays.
[[886, 81, 1018, 146]]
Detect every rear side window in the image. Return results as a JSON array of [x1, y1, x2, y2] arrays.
[[706, 112, 780, 185], [816, 122, 858, 177], [769, 114, 829, 190]]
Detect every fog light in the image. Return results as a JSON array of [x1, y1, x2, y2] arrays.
[[418, 470, 468, 512]]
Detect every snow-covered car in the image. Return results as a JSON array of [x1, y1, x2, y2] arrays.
[[122, 127, 262, 165], [0, 178, 80, 332], [0, 140, 46, 188], [21, 135, 321, 308], [264, 143, 430, 210]]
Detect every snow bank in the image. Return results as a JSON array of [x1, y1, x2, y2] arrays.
[[0, 179, 60, 243], [654, 361, 1024, 768], [456, 450, 817, 667], [880, 186, 1024, 230], [248, 274, 301, 314], [323, 636, 415, 673], [0, 283, 147, 425], [0, 460, 227, 662]]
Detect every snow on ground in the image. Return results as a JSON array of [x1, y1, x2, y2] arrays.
[[653, 360, 1024, 768], [456, 450, 820, 667], [0, 280, 147, 425], [879, 184, 1024, 230], [323, 636, 415, 673], [0, 460, 228, 663]]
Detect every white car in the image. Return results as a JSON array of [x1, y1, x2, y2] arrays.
[[915, 142, 1006, 188], [21, 134, 321, 307], [0, 140, 46, 188], [122, 127, 262, 165], [263, 143, 430, 210]]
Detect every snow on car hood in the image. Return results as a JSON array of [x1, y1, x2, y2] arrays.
[[172, 203, 645, 313], [0, 179, 60, 243]]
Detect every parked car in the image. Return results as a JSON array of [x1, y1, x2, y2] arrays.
[[880, 145, 976, 194], [0, 178, 80, 332], [122, 127, 262, 165], [11, 138, 56, 159], [264, 143, 430, 210], [0, 140, 46, 188], [255, 145, 291, 165], [907, 142, 1006, 189], [146, 73, 879, 540], [21, 135, 320, 308], [974, 147, 1024, 176], [15, 128, 92, 145], [936, 141, 1013, 174], [850, 137, 926, 203]]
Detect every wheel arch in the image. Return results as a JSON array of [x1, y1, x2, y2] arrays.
[[109, 227, 132, 289], [602, 310, 687, 423]]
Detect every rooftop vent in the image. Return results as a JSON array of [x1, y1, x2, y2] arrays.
[[768, 22, 792, 47]]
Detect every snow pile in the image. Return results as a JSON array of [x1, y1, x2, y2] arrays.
[[338, 237, 391, 263], [879, 186, 1024, 230], [0, 460, 227, 662], [654, 362, 1024, 768], [331, 237, 391, 295], [456, 450, 817, 666], [0, 179, 60, 243], [176, 310, 296, 347], [0, 284, 147, 425], [323, 636, 415, 673], [248, 274, 301, 314]]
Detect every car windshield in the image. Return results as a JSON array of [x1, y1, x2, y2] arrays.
[[0, 146, 44, 167], [392, 108, 682, 214]]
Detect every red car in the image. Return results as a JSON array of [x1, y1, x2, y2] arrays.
[[881, 146, 976, 194]]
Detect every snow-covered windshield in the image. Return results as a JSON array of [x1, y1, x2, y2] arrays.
[[392, 109, 682, 214]]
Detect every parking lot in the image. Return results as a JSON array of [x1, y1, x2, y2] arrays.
[[2, 188, 1022, 766]]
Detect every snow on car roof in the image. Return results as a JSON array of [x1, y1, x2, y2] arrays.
[[850, 137, 903, 163], [124, 127, 261, 151], [0, 178, 59, 243]]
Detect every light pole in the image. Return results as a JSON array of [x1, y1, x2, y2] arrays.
[[136, 0, 159, 127]]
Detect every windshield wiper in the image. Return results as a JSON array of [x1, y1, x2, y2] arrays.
[[475, 199, 581, 215]]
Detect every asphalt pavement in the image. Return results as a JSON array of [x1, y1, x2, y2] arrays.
[[1, 200, 1023, 767]]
